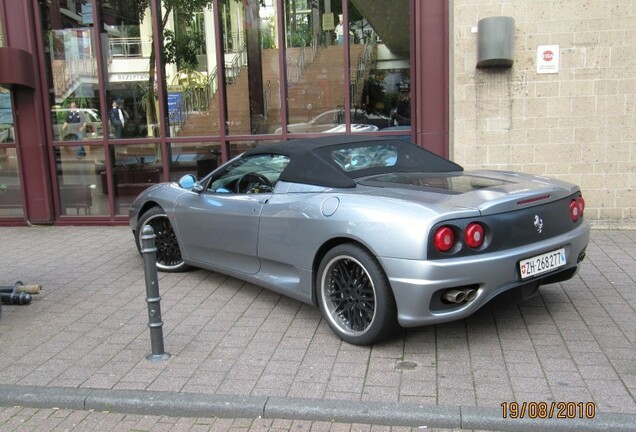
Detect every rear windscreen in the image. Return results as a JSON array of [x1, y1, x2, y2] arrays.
[[359, 173, 509, 194]]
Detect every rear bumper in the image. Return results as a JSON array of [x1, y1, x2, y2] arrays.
[[380, 221, 590, 327]]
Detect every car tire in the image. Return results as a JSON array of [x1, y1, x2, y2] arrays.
[[135, 206, 190, 272], [317, 244, 397, 345]]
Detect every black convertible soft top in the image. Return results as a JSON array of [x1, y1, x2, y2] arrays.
[[244, 135, 463, 188]]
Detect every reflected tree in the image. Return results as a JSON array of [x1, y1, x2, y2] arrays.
[[114, 0, 214, 136], [123, 0, 264, 136]]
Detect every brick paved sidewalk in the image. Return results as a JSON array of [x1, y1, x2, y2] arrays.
[[0, 226, 634, 431]]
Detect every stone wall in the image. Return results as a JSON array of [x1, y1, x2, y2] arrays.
[[452, 0, 636, 228]]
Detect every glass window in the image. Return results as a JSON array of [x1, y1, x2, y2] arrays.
[[0, 88, 14, 144], [207, 153, 290, 194], [330, 143, 397, 172], [221, 0, 283, 135], [99, 1, 157, 138], [54, 144, 108, 216], [363, 173, 506, 194], [169, 142, 222, 181], [109, 143, 162, 214], [52, 106, 104, 141], [40, 0, 104, 142], [349, 0, 410, 131], [0, 11, 4, 47], [228, 140, 259, 159], [0, 149, 24, 217], [0, 86, 22, 218], [281, 0, 345, 135], [162, 3, 222, 138]]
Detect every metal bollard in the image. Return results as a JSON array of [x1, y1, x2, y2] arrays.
[[141, 225, 171, 362]]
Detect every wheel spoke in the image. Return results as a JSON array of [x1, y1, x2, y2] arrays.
[[350, 307, 360, 331], [323, 255, 377, 335], [358, 301, 374, 316]]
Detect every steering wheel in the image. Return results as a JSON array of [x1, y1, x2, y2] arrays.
[[236, 172, 273, 193]]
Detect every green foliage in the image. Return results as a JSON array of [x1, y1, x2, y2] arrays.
[[288, 21, 312, 47], [261, 32, 274, 49], [133, 83, 155, 111], [119, 0, 264, 133], [164, 29, 205, 70]]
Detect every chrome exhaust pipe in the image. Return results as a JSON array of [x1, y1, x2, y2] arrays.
[[462, 288, 477, 302], [443, 289, 465, 304]]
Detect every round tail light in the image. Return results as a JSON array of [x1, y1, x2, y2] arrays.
[[570, 199, 581, 222], [434, 226, 455, 252], [465, 223, 485, 249]]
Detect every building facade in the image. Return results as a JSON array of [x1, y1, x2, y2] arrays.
[[452, 0, 636, 228], [0, 0, 634, 228]]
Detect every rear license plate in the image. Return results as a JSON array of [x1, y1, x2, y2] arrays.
[[519, 248, 566, 279]]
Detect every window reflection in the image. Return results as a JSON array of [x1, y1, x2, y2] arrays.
[[0, 12, 4, 47], [0, 86, 22, 218], [0, 148, 24, 217], [41, 0, 103, 142], [109, 144, 162, 214], [0, 87, 14, 144], [100, 1, 157, 138], [169, 142, 221, 181], [163, 4, 222, 137], [349, 0, 411, 131], [52, 104, 103, 142], [229, 140, 259, 159], [55, 145, 108, 216], [221, 0, 282, 135], [282, 0, 345, 135]]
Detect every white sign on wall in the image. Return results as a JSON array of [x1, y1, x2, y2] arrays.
[[537, 45, 560, 74], [111, 73, 150, 82]]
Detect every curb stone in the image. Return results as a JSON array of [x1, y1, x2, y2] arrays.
[[1, 385, 635, 431]]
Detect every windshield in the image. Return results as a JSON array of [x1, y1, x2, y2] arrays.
[[207, 154, 290, 194]]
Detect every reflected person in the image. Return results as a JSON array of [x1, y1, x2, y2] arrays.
[[109, 100, 125, 138]]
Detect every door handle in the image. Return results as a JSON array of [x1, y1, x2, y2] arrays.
[[257, 198, 269, 204]]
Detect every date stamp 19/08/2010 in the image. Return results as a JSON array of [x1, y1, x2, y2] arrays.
[[501, 401, 596, 419]]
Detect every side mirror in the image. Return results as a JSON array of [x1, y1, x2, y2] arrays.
[[178, 174, 197, 190]]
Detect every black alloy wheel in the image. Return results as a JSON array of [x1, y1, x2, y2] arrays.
[[317, 244, 397, 345], [135, 206, 189, 272]]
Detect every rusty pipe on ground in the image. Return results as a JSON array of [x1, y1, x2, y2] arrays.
[[0, 281, 42, 295]]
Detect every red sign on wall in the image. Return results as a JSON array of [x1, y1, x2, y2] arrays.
[[537, 45, 559, 74]]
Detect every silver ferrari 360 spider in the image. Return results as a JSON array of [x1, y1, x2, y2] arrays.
[[130, 135, 590, 345]]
